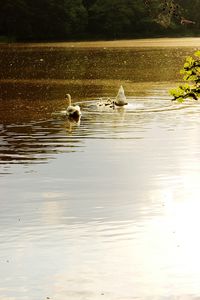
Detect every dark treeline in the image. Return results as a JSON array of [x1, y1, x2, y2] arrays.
[[0, 0, 199, 41]]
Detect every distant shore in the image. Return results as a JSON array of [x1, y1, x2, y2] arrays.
[[0, 37, 200, 48]]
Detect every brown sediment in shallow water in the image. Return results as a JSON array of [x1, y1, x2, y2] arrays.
[[0, 37, 200, 48]]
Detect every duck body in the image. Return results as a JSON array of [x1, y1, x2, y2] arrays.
[[114, 85, 128, 106], [65, 94, 81, 119], [66, 105, 81, 118]]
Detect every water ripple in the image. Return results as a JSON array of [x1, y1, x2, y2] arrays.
[[1, 96, 200, 170]]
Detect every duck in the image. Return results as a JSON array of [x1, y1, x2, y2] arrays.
[[104, 98, 113, 106], [114, 85, 128, 106], [65, 94, 81, 119], [96, 97, 104, 107], [105, 98, 115, 109], [96, 97, 115, 109]]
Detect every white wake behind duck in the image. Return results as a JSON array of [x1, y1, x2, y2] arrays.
[[65, 94, 81, 119]]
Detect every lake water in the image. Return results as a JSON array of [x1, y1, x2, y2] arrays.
[[0, 38, 200, 300]]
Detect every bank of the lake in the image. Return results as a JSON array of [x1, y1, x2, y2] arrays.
[[1, 37, 200, 48]]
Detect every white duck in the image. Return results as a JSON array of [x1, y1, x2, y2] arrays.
[[114, 85, 128, 106], [65, 94, 81, 119]]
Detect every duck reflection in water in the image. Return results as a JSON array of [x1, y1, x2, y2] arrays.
[[63, 115, 81, 133]]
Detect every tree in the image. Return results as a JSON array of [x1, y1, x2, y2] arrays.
[[0, 0, 31, 39], [28, 0, 88, 40], [143, 0, 198, 29], [0, 0, 199, 41], [83, 0, 97, 9], [170, 51, 200, 102], [0, 0, 88, 41], [88, 0, 147, 38]]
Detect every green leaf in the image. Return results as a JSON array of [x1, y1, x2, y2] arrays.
[[170, 50, 200, 102]]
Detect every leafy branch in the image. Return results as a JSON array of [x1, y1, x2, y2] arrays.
[[170, 50, 200, 102]]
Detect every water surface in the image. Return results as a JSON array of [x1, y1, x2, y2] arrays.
[[0, 38, 200, 300]]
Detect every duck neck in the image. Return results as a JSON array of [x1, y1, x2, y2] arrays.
[[66, 94, 71, 106]]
